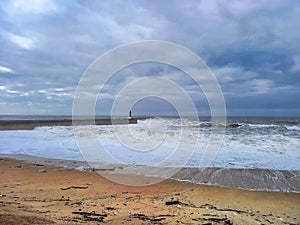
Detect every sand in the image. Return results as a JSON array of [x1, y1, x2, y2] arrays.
[[0, 157, 299, 225]]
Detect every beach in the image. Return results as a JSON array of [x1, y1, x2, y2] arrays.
[[0, 117, 299, 224], [1, 1, 300, 224], [0, 157, 299, 225]]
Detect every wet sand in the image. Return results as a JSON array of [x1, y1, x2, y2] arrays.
[[0, 157, 299, 225]]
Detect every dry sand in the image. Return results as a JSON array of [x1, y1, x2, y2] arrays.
[[0, 157, 299, 225]]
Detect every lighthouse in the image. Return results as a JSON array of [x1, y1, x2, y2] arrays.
[[128, 109, 132, 119]]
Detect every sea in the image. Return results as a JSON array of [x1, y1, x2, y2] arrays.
[[0, 116, 299, 191]]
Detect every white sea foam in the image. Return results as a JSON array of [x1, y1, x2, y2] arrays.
[[286, 125, 300, 131], [0, 118, 299, 170]]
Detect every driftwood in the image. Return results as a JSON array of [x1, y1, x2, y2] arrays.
[[130, 213, 166, 224], [72, 211, 107, 222], [60, 186, 88, 190], [165, 200, 193, 207], [165, 200, 181, 205], [192, 216, 232, 224], [72, 211, 107, 217]]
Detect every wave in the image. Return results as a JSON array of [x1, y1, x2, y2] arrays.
[[1, 154, 299, 192], [171, 167, 300, 193], [111, 165, 300, 193], [1, 117, 299, 172]]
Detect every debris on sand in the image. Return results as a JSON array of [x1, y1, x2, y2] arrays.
[[60, 186, 88, 190]]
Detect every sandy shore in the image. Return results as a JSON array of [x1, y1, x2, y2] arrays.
[[0, 157, 299, 225]]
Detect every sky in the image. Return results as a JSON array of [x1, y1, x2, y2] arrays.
[[0, 0, 299, 117]]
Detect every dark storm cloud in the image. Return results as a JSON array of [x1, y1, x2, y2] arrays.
[[211, 48, 295, 73], [0, 0, 299, 116]]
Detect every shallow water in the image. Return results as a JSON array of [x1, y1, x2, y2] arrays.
[[0, 117, 299, 191], [0, 117, 299, 170]]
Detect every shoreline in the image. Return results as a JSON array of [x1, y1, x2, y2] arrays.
[[0, 156, 299, 224], [2, 153, 300, 193]]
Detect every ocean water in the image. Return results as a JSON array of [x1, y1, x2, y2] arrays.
[[0, 116, 299, 191], [0, 117, 299, 170]]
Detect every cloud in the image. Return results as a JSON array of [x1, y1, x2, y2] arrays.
[[210, 48, 295, 73], [214, 66, 257, 83], [246, 79, 274, 95], [7, 33, 34, 49], [0, 66, 14, 73], [217, 0, 292, 17], [0, 0, 299, 116], [4, 0, 60, 15]]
